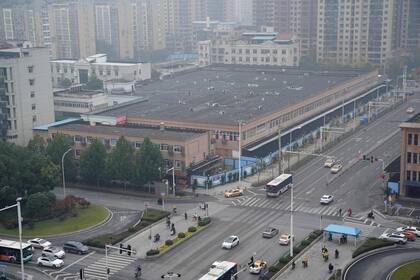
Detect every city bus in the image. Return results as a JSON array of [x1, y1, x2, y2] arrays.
[[198, 261, 238, 280], [0, 239, 33, 263], [266, 173, 293, 197]]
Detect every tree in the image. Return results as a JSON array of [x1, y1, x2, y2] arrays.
[[80, 139, 107, 185], [27, 135, 46, 155], [58, 78, 72, 88], [151, 69, 162, 80], [83, 74, 103, 90], [26, 192, 52, 219], [134, 138, 164, 185], [0, 186, 17, 208], [106, 136, 135, 183], [46, 133, 76, 181]]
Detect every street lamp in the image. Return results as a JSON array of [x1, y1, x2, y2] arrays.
[[166, 167, 175, 196], [238, 120, 244, 188], [61, 148, 72, 197], [290, 184, 294, 258], [278, 126, 283, 175], [0, 197, 24, 280]]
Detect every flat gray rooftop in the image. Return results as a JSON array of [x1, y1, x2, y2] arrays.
[[99, 66, 364, 125], [56, 122, 204, 141]]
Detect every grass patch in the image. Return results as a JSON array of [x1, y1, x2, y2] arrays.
[[390, 261, 420, 280], [0, 204, 108, 236], [85, 208, 168, 248], [352, 237, 394, 258]]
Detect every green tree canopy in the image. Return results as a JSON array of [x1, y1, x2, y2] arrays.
[[26, 192, 53, 219], [83, 74, 103, 90], [27, 135, 46, 155], [46, 133, 77, 180], [0, 185, 17, 208], [58, 78, 72, 88], [80, 138, 107, 185], [106, 136, 135, 182], [135, 138, 164, 185]]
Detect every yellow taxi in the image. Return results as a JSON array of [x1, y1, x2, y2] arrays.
[[249, 259, 267, 274], [224, 188, 243, 198]]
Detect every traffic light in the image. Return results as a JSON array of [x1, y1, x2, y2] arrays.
[[107, 268, 110, 275], [363, 155, 367, 160], [370, 156, 374, 163], [127, 244, 132, 256], [119, 243, 123, 254]]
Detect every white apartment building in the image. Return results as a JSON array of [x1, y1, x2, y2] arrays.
[[50, 54, 151, 88], [198, 33, 300, 66], [0, 46, 54, 145]]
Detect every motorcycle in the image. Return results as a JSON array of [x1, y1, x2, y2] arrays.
[[154, 234, 160, 243]]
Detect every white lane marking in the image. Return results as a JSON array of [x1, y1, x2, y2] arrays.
[[247, 189, 257, 195], [305, 187, 315, 195], [58, 251, 95, 273]]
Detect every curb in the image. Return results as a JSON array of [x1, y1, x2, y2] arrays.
[[271, 234, 323, 279], [386, 259, 420, 280], [143, 221, 212, 260], [0, 206, 112, 239]]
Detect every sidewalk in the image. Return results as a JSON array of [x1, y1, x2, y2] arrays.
[[276, 238, 358, 280], [125, 203, 215, 258]]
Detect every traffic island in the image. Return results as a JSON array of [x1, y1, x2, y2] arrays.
[[146, 217, 212, 258], [389, 260, 420, 280]]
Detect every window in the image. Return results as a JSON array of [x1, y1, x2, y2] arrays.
[[415, 134, 419, 145], [414, 153, 418, 164], [282, 50, 286, 55], [29, 79, 35, 86], [173, 145, 182, 153], [414, 171, 418, 181], [407, 171, 411, 181], [74, 135, 84, 142], [408, 133, 413, 145], [174, 160, 183, 169], [30, 91, 35, 98], [160, 144, 168, 151], [28, 66, 34, 73], [32, 115, 37, 122], [75, 150, 81, 156], [135, 141, 142, 149], [110, 139, 117, 146], [31, 104, 36, 110]]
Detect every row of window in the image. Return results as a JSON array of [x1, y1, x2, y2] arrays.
[[160, 144, 184, 153], [54, 101, 91, 108], [406, 170, 420, 182], [407, 152, 420, 164], [407, 133, 419, 145]]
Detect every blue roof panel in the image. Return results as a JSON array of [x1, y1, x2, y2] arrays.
[[324, 224, 361, 237], [33, 118, 80, 131]]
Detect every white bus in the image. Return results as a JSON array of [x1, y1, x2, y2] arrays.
[[266, 173, 293, 197], [198, 261, 238, 280], [0, 239, 33, 263]]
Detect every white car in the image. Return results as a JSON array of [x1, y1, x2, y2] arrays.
[[406, 107, 415, 114], [29, 238, 51, 249], [279, 234, 293, 245], [37, 256, 64, 268], [396, 226, 420, 237], [379, 232, 407, 244], [324, 158, 336, 168], [222, 235, 239, 249], [320, 195, 334, 205], [42, 247, 65, 259], [330, 163, 343, 174]]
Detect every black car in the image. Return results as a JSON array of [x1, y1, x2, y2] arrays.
[[63, 241, 89, 255]]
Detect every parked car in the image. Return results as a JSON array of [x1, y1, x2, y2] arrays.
[[379, 232, 407, 244], [262, 227, 279, 238], [279, 234, 293, 245], [396, 226, 420, 237], [63, 241, 89, 255], [324, 157, 336, 168], [221, 236, 239, 249], [320, 195, 334, 205], [42, 247, 65, 259], [29, 238, 51, 249], [224, 188, 243, 198], [249, 259, 267, 274], [406, 107, 415, 114], [330, 163, 343, 174], [37, 256, 64, 268], [401, 231, 416, 241]]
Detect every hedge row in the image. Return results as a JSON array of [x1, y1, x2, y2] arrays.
[[261, 229, 323, 280], [84, 208, 169, 248], [352, 237, 394, 258]]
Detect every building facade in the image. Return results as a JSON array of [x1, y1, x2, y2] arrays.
[[0, 46, 54, 145], [400, 116, 420, 198], [198, 33, 300, 67], [394, 0, 420, 51], [0, 77, 7, 140], [316, 0, 395, 66], [50, 54, 151, 88]]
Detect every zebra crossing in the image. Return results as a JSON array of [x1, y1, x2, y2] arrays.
[[232, 196, 341, 217], [43, 269, 78, 280], [83, 253, 136, 280]]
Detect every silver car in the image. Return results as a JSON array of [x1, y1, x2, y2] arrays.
[[262, 227, 279, 238], [379, 232, 407, 244], [42, 246, 65, 259]]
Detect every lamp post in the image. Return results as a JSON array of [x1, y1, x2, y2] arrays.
[[278, 126, 282, 175], [0, 198, 24, 280], [61, 148, 72, 197], [290, 184, 294, 258], [238, 120, 243, 188]]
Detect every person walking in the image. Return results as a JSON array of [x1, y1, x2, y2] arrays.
[[184, 212, 188, 220], [338, 208, 342, 217]]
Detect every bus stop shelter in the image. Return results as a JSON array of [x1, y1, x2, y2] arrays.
[[323, 224, 361, 246]]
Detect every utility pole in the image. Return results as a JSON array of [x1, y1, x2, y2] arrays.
[[61, 148, 72, 197], [278, 126, 282, 175]]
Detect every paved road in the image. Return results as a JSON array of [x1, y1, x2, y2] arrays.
[[344, 247, 420, 280]]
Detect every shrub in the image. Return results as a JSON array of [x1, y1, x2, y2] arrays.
[[293, 246, 302, 255], [352, 237, 394, 258], [300, 239, 311, 247], [146, 249, 160, 256], [188, 226, 197, 232], [198, 217, 211, 226], [278, 255, 291, 264], [165, 240, 173, 246], [178, 232, 186, 238], [268, 265, 279, 273]]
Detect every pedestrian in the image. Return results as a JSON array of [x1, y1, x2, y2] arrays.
[[184, 212, 188, 220], [338, 208, 342, 217], [347, 208, 352, 217]]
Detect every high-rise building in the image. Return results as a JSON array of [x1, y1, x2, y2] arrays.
[[253, 0, 274, 29], [316, 0, 395, 66], [162, 0, 193, 52], [237, 0, 253, 26], [395, 0, 420, 50], [48, 0, 96, 59], [0, 76, 7, 140], [0, 46, 54, 145]]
